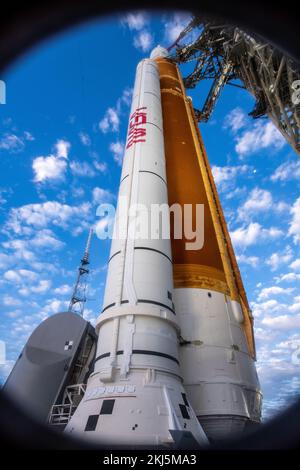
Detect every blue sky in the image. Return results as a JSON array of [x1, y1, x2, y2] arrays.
[[0, 11, 300, 422]]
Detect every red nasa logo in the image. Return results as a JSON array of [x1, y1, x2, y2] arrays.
[[126, 106, 147, 149]]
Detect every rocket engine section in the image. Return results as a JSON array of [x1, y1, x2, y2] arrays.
[[65, 58, 207, 446]]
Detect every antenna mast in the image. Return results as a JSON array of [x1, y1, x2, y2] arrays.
[[68, 228, 93, 316]]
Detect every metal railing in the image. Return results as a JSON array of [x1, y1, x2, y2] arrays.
[[48, 383, 86, 426]]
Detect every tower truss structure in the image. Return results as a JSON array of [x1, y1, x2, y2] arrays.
[[170, 17, 300, 155], [68, 228, 93, 317]]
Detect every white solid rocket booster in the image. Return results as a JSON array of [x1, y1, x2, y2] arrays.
[[65, 56, 207, 446]]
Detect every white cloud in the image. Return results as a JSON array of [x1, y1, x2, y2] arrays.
[[93, 160, 107, 173], [236, 254, 259, 267], [0, 133, 26, 153], [230, 223, 261, 248], [271, 159, 300, 182], [275, 201, 290, 213], [0, 188, 12, 205], [238, 187, 273, 221], [83, 308, 97, 326], [225, 186, 247, 200], [19, 279, 52, 296], [275, 272, 300, 283], [133, 31, 153, 52], [121, 12, 153, 55], [4, 269, 38, 283], [289, 301, 300, 313], [263, 226, 284, 238], [288, 197, 300, 244], [1, 239, 35, 263], [266, 247, 293, 271], [32, 155, 67, 183], [42, 298, 69, 314], [79, 132, 91, 146], [276, 334, 300, 351], [258, 286, 294, 301], [55, 139, 70, 159], [1, 231, 62, 275], [99, 107, 120, 133], [254, 338, 300, 420], [230, 222, 283, 248], [4, 270, 22, 283], [211, 164, 250, 193], [92, 187, 114, 204], [223, 108, 286, 157], [4, 201, 91, 234], [17, 288, 29, 296], [3, 295, 22, 307], [262, 314, 300, 330], [235, 121, 285, 157], [120, 88, 133, 106], [30, 261, 59, 274], [24, 131, 35, 141], [254, 327, 278, 343], [32, 139, 71, 183], [70, 161, 95, 178], [18, 269, 38, 280], [109, 141, 124, 165], [98, 88, 132, 134], [3, 266, 51, 297], [121, 12, 148, 31], [163, 13, 191, 44], [223, 107, 247, 133], [31, 279, 52, 294], [251, 299, 284, 318], [290, 259, 300, 271], [0, 253, 11, 269], [30, 229, 64, 250], [54, 284, 72, 295], [72, 187, 85, 198]]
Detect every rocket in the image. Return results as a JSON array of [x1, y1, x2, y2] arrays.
[[65, 49, 207, 447], [65, 46, 261, 445], [154, 47, 262, 439]]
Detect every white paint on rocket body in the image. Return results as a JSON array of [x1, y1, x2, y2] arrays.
[[64, 58, 207, 446], [175, 287, 262, 439]]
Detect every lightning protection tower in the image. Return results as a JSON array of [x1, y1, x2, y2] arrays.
[[68, 228, 93, 317]]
